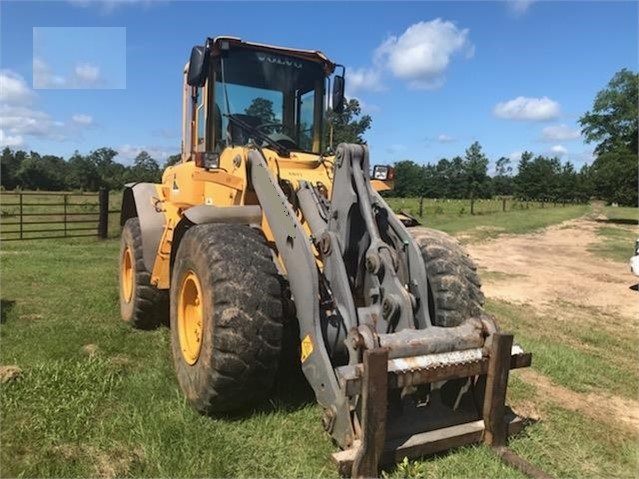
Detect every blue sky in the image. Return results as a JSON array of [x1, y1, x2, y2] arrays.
[[0, 0, 637, 171], [33, 26, 126, 89]]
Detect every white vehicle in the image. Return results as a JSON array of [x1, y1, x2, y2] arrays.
[[631, 239, 639, 277]]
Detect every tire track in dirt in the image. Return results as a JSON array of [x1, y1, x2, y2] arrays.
[[513, 369, 639, 432]]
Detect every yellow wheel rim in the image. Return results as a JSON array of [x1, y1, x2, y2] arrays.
[[178, 271, 204, 365], [121, 246, 134, 304]]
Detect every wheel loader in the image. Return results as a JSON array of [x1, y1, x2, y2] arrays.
[[118, 36, 542, 478]]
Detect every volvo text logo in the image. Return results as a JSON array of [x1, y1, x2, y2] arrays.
[[257, 54, 302, 69]]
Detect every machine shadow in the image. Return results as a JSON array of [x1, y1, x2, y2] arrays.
[[0, 299, 16, 324], [220, 360, 317, 422], [594, 218, 638, 226]]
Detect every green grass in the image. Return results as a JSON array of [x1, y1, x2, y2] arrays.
[[583, 203, 637, 263], [382, 375, 638, 479], [588, 225, 637, 263], [0, 238, 336, 478], [385, 197, 574, 217], [423, 204, 590, 242], [384, 197, 590, 242], [508, 404, 638, 478], [1, 204, 636, 478], [477, 269, 525, 282], [1, 192, 590, 245], [486, 299, 639, 399], [602, 205, 638, 224]]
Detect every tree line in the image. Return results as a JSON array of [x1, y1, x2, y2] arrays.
[[392, 142, 593, 204], [393, 68, 637, 207], [1, 69, 635, 206], [0, 98, 371, 193], [0, 147, 179, 192]]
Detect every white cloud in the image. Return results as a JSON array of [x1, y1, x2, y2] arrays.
[[72, 114, 93, 125], [74, 63, 101, 84], [508, 151, 523, 161], [436, 133, 455, 143], [0, 70, 93, 144], [550, 145, 567, 157], [374, 19, 474, 90], [0, 71, 34, 105], [346, 67, 384, 96], [34, 58, 106, 89], [117, 144, 178, 162], [573, 149, 596, 165], [0, 129, 24, 148], [541, 124, 581, 141], [0, 104, 67, 141], [494, 96, 560, 121], [507, 0, 535, 15], [33, 58, 67, 89]]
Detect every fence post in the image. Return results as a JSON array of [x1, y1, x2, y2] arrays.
[[19, 193, 23, 240], [98, 188, 109, 239], [64, 194, 68, 237], [419, 196, 424, 217], [502, 197, 506, 212]]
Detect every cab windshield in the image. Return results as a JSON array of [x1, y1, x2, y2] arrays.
[[213, 48, 326, 154]]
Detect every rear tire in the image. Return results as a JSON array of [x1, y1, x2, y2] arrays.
[[411, 227, 485, 327], [170, 223, 284, 413], [119, 217, 169, 329]]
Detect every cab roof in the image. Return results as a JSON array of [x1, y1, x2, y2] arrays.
[[207, 36, 336, 76]]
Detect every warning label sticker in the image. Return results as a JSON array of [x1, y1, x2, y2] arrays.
[[300, 334, 313, 363]]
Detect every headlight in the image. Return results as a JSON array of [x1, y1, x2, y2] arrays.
[[373, 165, 394, 181], [194, 152, 220, 170]]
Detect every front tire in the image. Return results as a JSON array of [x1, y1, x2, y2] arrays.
[[170, 224, 284, 413], [119, 217, 169, 329], [411, 227, 485, 327]]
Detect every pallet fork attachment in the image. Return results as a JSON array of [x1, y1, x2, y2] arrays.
[[333, 334, 544, 478]]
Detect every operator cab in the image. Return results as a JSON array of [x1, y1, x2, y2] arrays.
[[182, 36, 345, 162]]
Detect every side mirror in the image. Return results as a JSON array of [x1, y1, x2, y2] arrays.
[[187, 45, 209, 87], [332, 75, 345, 114]]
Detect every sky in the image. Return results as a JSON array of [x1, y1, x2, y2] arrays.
[[0, 0, 637, 172]]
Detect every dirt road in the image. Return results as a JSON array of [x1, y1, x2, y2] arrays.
[[466, 217, 638, 321], [464, 216, 639, 431]]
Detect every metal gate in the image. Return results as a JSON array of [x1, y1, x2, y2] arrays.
[[0, 189, 112, 241]]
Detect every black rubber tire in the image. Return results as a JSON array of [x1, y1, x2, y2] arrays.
[[119, 217, 169, 329], [170, 223, 283, 413], [411, 227, 485, 327]]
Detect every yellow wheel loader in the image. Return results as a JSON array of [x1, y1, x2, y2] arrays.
[[118, 36, 544, 478]]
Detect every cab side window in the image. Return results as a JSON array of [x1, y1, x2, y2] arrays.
[[196, 85, 206, 149]]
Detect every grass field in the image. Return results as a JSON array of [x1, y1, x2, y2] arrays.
[[0, 190, 584, 243], [1, 201, 637, 478], [384, 197, 577, 217], [587, 206, 638, 263]]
